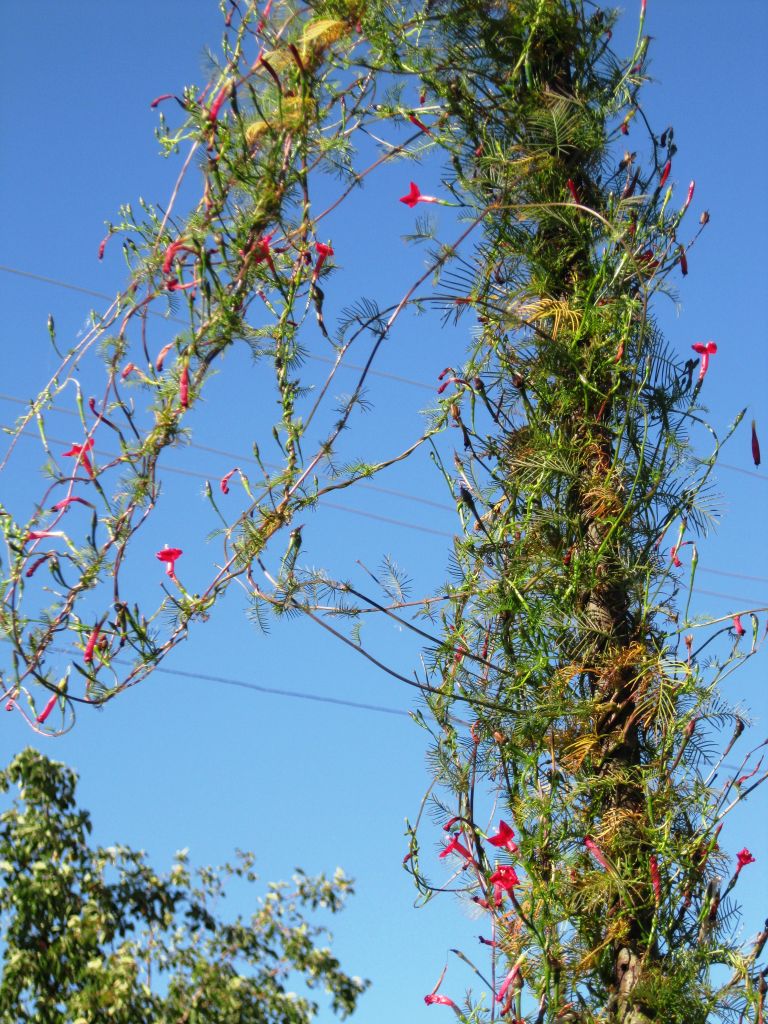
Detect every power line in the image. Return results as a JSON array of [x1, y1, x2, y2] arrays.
[[4, 423, 767, 597], [0, 263, 433, 392], [0, 639, 409, 718], [0, 393, 452, 513], [151, 662, 410, 717]]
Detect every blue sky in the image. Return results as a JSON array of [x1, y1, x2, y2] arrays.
[[1, 1, 767, 1019]]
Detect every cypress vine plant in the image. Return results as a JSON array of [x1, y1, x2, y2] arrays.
[[0, 1, 765, 1021]]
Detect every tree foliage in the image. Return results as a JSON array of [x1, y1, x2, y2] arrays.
[[0, 0, 765, 1021], [0, 749, 367, 1024]]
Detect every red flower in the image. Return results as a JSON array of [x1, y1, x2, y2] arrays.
[[670, 545, 682, 569], [408, 114, 432, 134], [679, 248, 688, 276], [26, 530, 63, 542], [488, 864, 519, 896], [566, 178, 580, 204], [162, 239, 191, 276], [399, 181, 438, 207], [752, 420, 761, 467], [487, 820, 518, 854], [62, 438, 95, 478], [150, 93, 175, 108], [242, 232, 276, 274], [659, 160, 671, 188], [121, 362, 137, 380], [313, 241, 334, 281], [98, 233, 110, 261], [733, 615, 746, 637], [36, 693, 58, 724], [440, 834, 473, 865], [208, 82, 231, 122], [735, 848, 755, 875], [691, 341, 717, 381], [156, 546, 183, 579]]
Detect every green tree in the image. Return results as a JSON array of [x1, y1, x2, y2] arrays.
[[0, 749, 367, 1024]]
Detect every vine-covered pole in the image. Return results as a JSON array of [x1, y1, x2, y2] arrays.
[[0, 1, 765, 1020]]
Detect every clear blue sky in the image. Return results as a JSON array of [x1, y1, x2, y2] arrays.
[[1, 2, 767, 1019]]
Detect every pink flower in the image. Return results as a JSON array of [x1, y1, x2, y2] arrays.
[[121, 362, 137, 380], [179, 366, 189, 408], [487, 820, 518, 854], [156, 546, 183, 579], [26, 530, 63, 542], [691, 341, 717, 381], [220, 468, 238, 495], [496, 965, 520, 1004], [62, 438, 95, 478], [399, 181, 438, 207], [440, 834, 473, 865], [733, 615, 746, 637], [84, 627, 101, 665], [424, 994, 459, 1010], [150, 93, 175, 108], [584, 836, 610, 871], [98, 233, 110, 261], [649, 854, 661, 903], [488, 864, 519, 897], [51, 496, 91, 513], [684, 180, 695, 210], [735, 848, 755, 875], [36, 693, 58, 724]]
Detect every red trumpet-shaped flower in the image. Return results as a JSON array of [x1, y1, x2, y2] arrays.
[[313, 241, 334, 282], [156, 546, 183, 579], [659, 160, 671, 188], [62, 438, 95, 478], [566, 178, 580, 204], [488, 864, 519, 897], [486, 820, 518, 853], [440, 834, 473, 865], [399, 181, 438, 207], [735, 848, 755, 875], [691, 341, 717, 381]]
